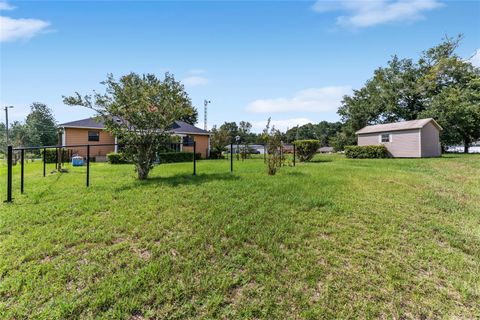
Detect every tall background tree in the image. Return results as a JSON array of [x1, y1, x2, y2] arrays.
[[332, 35, 480, 152], [24, 103, 58, 147], [0, 103, 57, 153], [285, 121, 342, 146], [64, 72, 197, 180]]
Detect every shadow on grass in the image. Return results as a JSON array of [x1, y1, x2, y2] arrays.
[[309, 158, 333, 163], [115, 172, 240, 191]]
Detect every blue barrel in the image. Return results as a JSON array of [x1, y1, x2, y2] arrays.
[[72, 156, 84, 166]]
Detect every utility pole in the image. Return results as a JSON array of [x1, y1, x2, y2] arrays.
[[3, 106, 14, 151], [203, 99, 211, 131]]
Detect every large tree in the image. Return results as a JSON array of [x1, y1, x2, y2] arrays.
[[25, 102, 58, 147], [334, 35, 480, 151], [64, 72, 197, 180]]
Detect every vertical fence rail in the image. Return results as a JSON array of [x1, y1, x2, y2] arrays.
[[293, 144, 296, 166], [6, 146, 13, 203], [230, 143, 233, 173], [264, 145, 266, 163], [86, 145, 90, 187], [193, 141, 196, 176], [43, 148, 46, 177], [20, 149, 24, 194]]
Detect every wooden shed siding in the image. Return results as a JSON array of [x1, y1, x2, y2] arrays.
[[182, 135, 209, 158], [64, 128, 115, 158], [421, 122, 441, 157], [357, 129, 421, 157]]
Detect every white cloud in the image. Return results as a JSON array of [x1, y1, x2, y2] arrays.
[[0, 1, 14, 10], [246, 85, 351, 113], [312, 0, 443, 28], [183, 76, 209, 87], [251, 118, 314, 133], [0, 5, 50, 42], [470, 49, 480, 68]]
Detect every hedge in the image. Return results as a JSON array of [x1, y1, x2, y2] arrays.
[[293, 140, 321, 162], [344, 145, 389, 159], [42, 149, 70, 163], [107, 152, 129, 164], [157, 152, 201, 164]]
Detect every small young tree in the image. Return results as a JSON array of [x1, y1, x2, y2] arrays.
[[262, 118, 284, 175], [294, 140, 320, 162], [210, 125, 230, 159], [63, 73, 196, 180]]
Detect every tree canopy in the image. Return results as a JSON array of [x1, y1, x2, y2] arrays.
[[333, 35, 480, 152], [63, 72, 197, 179]]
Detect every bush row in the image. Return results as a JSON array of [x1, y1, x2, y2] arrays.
[[157, 152, 201, 164], [107, 152, 129, 164], [345, 145, 389, 158]]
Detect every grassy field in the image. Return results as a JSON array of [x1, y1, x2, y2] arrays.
[[0, 154, 479, 319]]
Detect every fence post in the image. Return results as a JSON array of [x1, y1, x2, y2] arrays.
[[264, 144, 266, 163], [86, 145, 90, 187], [20, 149, 24, 194], [293, 143, 296, 167], [55, 147, 58, 170], [193, 141, 196, 176], [43, 148, 46, 177], [6, 146, 13, 202], [230, 143, 233, 173]]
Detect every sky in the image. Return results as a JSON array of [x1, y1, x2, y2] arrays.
[[0, 0, 479, 133]]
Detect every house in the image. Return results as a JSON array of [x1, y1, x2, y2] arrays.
[[356, 118, 442, 158], [60, 118, 211, 161]]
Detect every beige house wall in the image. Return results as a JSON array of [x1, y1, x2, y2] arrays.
[[182, 134, 210, 158], [65, 128, 210, 159], [64, 128, 115, 159]]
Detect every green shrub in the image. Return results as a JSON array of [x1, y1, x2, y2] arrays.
[[345, 145, 389, 159], [41, 149, 70, 163], [209, 150, 224, 159], [294, 140, 321, 162], [107, 152, 129, 164], [157, 152, 201, 164]]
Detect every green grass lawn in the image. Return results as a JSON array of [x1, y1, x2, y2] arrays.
[[0, 154, 479, 319]]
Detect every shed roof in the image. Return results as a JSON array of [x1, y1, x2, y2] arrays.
[[60, 118, 210, 135], [356, 118, 442, 135]]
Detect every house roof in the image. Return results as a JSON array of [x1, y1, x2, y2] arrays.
[[60, 118, 210, 135], [355, 118, 442, 135]]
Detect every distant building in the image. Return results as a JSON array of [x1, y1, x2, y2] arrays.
[[356, 118, 442, 158]]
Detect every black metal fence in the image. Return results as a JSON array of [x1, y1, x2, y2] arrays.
[[4, 141, 296, 203], [4, 141, 198, 203]]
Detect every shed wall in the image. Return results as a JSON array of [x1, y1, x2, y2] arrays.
[[357, 129, 421, 157], [421, 122, 441, 157]]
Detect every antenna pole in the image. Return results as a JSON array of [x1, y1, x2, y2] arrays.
[[203, 99, 211, 131]]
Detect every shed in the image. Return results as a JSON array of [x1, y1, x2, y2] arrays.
[[356, 118, 442, 158]]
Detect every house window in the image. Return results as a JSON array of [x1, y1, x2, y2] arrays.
[[88, 131, 100, 142], [182, 135, 194, 146], [381, 133, 390, 143]]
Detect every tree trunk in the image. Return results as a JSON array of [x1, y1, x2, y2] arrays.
[[136, 148, 151, 180], [464, 138, 470, 154]]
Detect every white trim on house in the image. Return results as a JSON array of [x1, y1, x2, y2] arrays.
[[62, 130, 66, 145], [114, 137, 118, 152]]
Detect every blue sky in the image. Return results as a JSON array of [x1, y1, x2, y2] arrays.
[[1, 0, 479, 132]]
